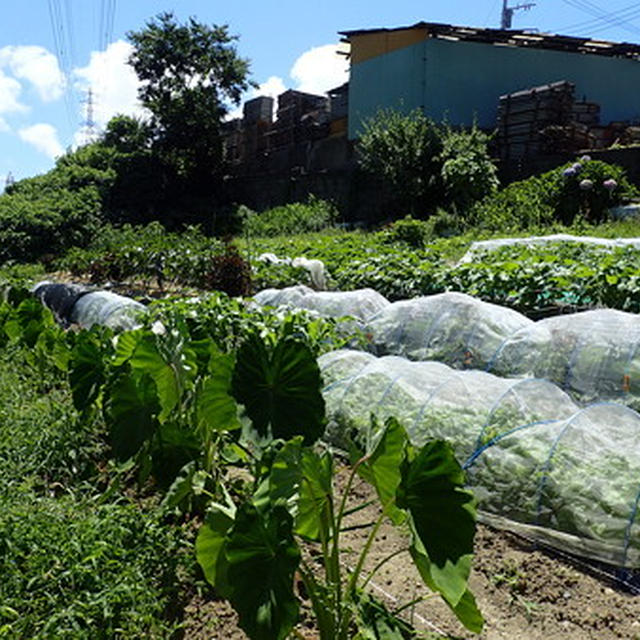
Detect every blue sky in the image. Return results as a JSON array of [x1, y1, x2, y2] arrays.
[[3, 0, 640, 187]]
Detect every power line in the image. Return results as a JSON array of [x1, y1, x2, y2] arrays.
[[558, 0, 640, 37], [557, 1, 640, 32], [47, 0, 77, 132]]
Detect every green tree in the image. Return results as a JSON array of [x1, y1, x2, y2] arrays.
[[440, 124, 499, 212], [99, 115, 169, 223], [127, 12, 253, 196], [357, 108, 444, 216]]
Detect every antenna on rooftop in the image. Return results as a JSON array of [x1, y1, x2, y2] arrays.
[[501, 0, 536, 29]]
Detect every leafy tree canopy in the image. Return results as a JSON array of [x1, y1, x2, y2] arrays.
[[127, 12, 253, 191]]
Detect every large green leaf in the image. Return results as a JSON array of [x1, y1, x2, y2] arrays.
[[357, 417, 408, 525], [231, 334, 325, 444], [297, 448, 333, 540], [104, 372, 159, 461], [354, 589, 416, 639], [225, 504, 300, 640], [196, 506, 235, 598], [150, 420, 202, 486], [397, 440, 477, 609], [410, 538, 483, 633], [128, 333, 179, 422], [197, 350, 240, 433], [254, 440, 333, 542], [112, 329, 144, 366], [69, 331, 107, 412], [9, 297, 52, 347], [253, 438, 305, 516]]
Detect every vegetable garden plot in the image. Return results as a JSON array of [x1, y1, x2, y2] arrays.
[[459, 234, 640, 264], [254, 285, 390, 321], [319, 350, 640, 568], [366, 292, 533, 369], [366, 292, 640, 407], [319, 350, 577, 462]]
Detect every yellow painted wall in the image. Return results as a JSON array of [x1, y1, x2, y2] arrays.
[[348, 27, 428, 65]]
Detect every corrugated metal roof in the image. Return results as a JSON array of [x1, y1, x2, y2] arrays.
[[339, 21, 640, 59]]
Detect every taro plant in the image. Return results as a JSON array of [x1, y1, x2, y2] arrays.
[[196, 413, 483, 639]]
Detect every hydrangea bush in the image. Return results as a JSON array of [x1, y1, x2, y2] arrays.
[[553, 156, 637, 224]]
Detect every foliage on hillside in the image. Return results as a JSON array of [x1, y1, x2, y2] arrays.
[[0, 152, 113, 263]]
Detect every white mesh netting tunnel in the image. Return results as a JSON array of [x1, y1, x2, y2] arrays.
[[366, 292, 640, 408], [254, 285, 389, 321], [257, 287, 640, 408], [319, 350, 640, 568]]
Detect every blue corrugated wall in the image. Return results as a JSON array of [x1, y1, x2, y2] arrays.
[[348, 37, 640, 138]]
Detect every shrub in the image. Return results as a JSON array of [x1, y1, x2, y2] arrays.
[[469, 174, 556, 232], [358, 108, 444, 215], [470, 157, 638, 231], [202, 243, 252, 296], [242, 195, 338, 237], [552, 157, 637, 224], [382, 215, 432, 248], [440, 124, 499, 211]]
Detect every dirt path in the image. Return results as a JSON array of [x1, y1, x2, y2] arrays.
[[183, 469, 640, 639]]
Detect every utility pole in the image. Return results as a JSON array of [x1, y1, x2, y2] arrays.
[[501, 0, 536, 29]]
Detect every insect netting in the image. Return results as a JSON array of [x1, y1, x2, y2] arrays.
[[367, 292, 640, 408], [366, 292, 533, 369], [70, 291, 146, 331], [33, 282, 147, 331], [254, 285, 390, 321], [319, 349, 640, 568], [458, 234, 640, 264]]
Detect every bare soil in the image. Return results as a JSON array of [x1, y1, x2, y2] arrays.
[[182, 469, 640, 640]]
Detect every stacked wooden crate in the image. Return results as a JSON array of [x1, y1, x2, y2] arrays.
[[497, 81, 576, 159], [268, 90, 329, 149]]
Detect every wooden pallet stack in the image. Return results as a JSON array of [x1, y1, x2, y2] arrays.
[[497, 81, 576, 159]]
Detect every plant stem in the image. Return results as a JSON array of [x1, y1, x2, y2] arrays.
[[360, 546, 409, 590], [393, 593, 438, 616], [331, 456, 368, 629]]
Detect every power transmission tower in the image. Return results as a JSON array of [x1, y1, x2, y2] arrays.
[[4, 172, 15, 190], [501, 0, 536, 29], [80, 88, 99, 144]]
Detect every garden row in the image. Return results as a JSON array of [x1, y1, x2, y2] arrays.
[[0, 288, 482, 639], [52, 221, 640, 316]]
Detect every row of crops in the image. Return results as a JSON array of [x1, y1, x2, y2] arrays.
[[25, 272, 640, 572], [8, 227, 640, 637], [255, 280, 640, 570], [0, 288, 483, 638], [54, 223, 640, 314]]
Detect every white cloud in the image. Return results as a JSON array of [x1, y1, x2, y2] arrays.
[[0, 45, 65, 102], [0, 68, 26, 115], [256, 75, 288, 101], [19, 123, 64, 159], [74, 40, 146, 131], [290, 44, 348, 95], [0, 117, 9, 132]]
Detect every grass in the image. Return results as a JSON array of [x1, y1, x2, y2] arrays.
[[0, 343, 194, 639]]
